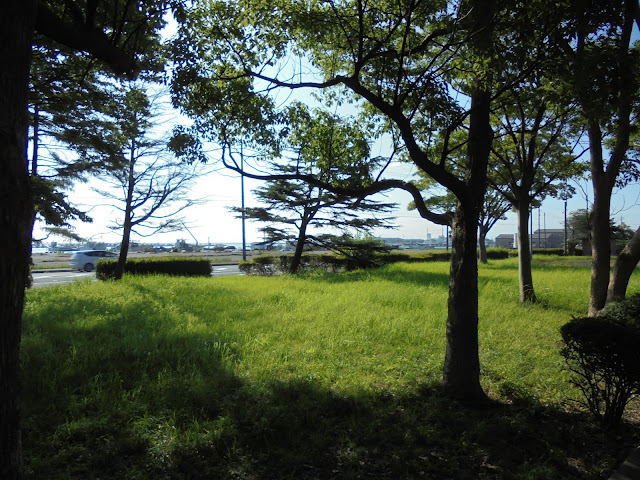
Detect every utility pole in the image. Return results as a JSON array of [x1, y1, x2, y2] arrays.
[[240, 143, 247, 261], [530, 205, 533, 257], [538, 208, 541, 251], [446, 225, 449, 251], [564, 200, 567, 255]]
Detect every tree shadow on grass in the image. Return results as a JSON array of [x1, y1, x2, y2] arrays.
[[21, 317, 640, 480]]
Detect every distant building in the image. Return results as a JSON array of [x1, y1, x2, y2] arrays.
[[530, 229, 565, 249], [495, 233, 517, 249]]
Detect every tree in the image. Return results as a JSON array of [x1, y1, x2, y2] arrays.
[[489, 84, 586, 302], [1, 2, 171, 477], [89, 86, 200, 280], [554, 0, 640, 315], [566, 208, 592, 241], [235, 104, 394, 273], [478, 191, 511, 264], [171, 0, 553, 401], [566, 209, 633, 245], [28, 42, 117, 240], [607, 225, 640, 303]]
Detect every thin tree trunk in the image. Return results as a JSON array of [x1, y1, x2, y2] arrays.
[[1, 2, 36, 479], [515, 205, 536, 303], [478, 228, 488, 264], [290, 217, 309, 274], [587, 120, 613, 316], [606, 226, 640, 304], [115, 219, 132, 279], [115, 155, 136, 280]]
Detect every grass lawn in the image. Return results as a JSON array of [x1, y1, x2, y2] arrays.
[[22, 257, 640, 479]]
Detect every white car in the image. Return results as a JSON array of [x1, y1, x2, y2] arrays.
[[70, 250, 118, 272]]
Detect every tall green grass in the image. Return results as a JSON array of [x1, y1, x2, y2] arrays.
[[21, 258, 640, 479]]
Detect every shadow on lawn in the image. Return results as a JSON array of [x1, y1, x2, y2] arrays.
[[22, 322, 639, 480]]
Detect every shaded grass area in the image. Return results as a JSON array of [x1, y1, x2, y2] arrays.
[[21, 259, 640, 479]]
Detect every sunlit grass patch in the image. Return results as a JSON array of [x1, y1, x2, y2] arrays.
[[21, 259, 640, 479]]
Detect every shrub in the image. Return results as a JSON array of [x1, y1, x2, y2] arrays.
[[96, 257, 212, 280], [422, 251, 451, 262], [532, 248, 565, 256], [483, 248, 510, 260], [560, 316, 640, 427]]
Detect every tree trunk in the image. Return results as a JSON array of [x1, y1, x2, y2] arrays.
[[515, 204, 536, 303], [289, 216, 309, 274], [115, 157, 136, 280], [441, 80, 491, 403], [587, 121, 613, 316], [1, 2, 36, 479], [115, 219, 132, 280], [589, 195, 612, 315], [478, 229, 488, 264], [442, 204, 488, 402], [606, 226, 640, 305]]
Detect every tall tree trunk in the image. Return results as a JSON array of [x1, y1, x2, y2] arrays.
[[114, 157, 136, 280], [606, 226, 640, 305], [441, 82, 491, 403], [478, 228, 488, 264], [515, 204, 536, 303], [1, 2, 36, 479], [587, 120, 614, 316]]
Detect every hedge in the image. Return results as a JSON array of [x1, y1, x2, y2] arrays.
[[96, 257, 212, 280], [483, 248, 510, 259]]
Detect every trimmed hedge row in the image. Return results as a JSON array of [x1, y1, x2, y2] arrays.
[[483, 248, 510, 259], [96, 257, 212, 280]]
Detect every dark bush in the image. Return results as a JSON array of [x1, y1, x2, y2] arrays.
[[560, 315, 640, 427], [532, 248, 565, 256], [422, 251, 451, 262], [96, 257, 212, 280], [483, 248, 510, 259]]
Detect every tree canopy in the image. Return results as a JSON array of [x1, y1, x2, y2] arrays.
[[234, 103, 395, 272]]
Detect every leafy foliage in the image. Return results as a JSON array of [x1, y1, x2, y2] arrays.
[[233, 104, 395, 272], [560, 305, 640, 427], [566, 209, 634, 242]]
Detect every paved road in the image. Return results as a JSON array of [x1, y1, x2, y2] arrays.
[[211, 264, 244, 277], [31, 264, 244, 288], [31, 270, 95, 288]]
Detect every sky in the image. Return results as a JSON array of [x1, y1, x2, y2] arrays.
[[36, 152, 640, 247], [32, 17, 640, 247]]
